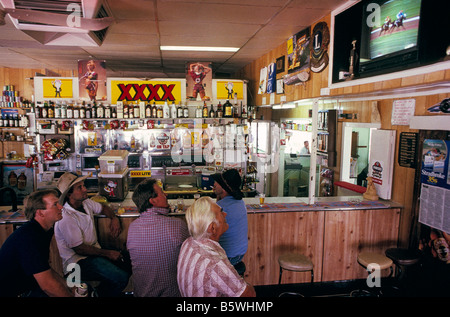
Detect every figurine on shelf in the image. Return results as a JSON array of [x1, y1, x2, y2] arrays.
[[363, 176, 378, 200]]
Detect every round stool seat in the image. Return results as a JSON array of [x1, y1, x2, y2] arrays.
[[357, 252, 393, 270], [385, 248, 421, 266], [278, 253, 313, 271]]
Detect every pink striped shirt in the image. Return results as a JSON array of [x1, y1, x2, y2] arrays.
[[177, 237, 247, 297]]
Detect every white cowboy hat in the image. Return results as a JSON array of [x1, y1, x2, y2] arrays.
[[56, 172, 89, 204]]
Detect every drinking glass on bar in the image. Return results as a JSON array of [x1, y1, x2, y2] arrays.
[[259, 193, 265, 206], [177, 197, 184, 212]]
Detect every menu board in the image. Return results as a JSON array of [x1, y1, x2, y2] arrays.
[[398, 132, 418, 168]]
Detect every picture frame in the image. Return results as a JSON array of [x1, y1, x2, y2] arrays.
[[276, 56, 285, 73]]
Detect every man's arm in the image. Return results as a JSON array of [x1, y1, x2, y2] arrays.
[[100, 204, 121, 238], [34, 269, 73, 297], [73, 243, 122, 262], [240, 283, 256, 297]]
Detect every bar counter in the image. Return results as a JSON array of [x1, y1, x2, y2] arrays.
[[0, 195, 402, 286]]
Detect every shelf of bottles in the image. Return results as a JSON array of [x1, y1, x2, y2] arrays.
[[316, 109, 337, 167], [0, 85, 31, 129]]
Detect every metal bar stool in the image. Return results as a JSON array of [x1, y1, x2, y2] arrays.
[[385, 248, 422, 281], [278, 253, 314, 284]]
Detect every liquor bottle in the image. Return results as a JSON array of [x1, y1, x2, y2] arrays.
[[123, 102, 129, 119], [145, 103, 152, 118], [195, 106, 202, 118], [152, 102, 157, 118], [134, 103, 140, 119], [202, 102, 208, 118], [3, 114, 9, 127], [17, 172, 27, 190], [241, 102, 247, 119], [170, 101, 177, 118], [42, 102, 48, 118], [66, 103, 73, 119], [111, 105, 117, 118], [9, 114, 14, 127], [105, 105, 112, 119], [73, 104, 80, 119], [183, 103, 189, 118], [177, 102, 183, 118], [54, 102, 61, 119], [223, 100, 233, 118], [79, 102, 86, 119], [86, 104, 92, 118], [209, 104, 215, 118], [129, 103, 135, 119], [14, 114, 19, 127], [97, 103, 104, 118], [91, 102, 97, 118], [61, 102, 67, 119], [48, 102, 55, 118], [216, 102, 223, 118], [233, 101, 239, 118], [157, 104, 163, 118], [0, 115, 3, 127], [163, 100, 170, 118]]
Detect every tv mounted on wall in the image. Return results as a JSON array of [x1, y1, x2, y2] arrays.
[[359, 0, 422, 77]]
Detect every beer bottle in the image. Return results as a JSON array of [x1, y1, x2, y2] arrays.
[[202, 101, 208, 118]]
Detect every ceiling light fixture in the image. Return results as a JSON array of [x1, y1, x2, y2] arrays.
[[160, 46, 239, 52]]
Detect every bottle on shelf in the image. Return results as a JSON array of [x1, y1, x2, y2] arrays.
[[123, 102, 129, 119], [91, 102, 97, 118], [216, 102, 223, 118], [54, 102, 61, 119], [177, 102, 183, 118], [85, 104, 92, 119], [17, 172, 27, 190], [152, 102, 157, 118], [8, 171, 17, 187], [61, 102, 67, 119], [223, 100, 233, 118], [170, 101, 177, 119], [97, 103, 104, 118], [111, 105, 117, 118], [8, 114, 14, 127], [79, 102, 86, 119], [48, 102, 55, 118], [209, 104, 215, 118], [202, 101, 208, 118], [157, 104, 163, 118], [163, 100, 170, 118], [105, 104, 112, 119], [145, 103, 152, 118], [241, 102, 247, 119], [233, 101, 239, 118], [128, 103, 134, 119], [134, 103, 140, 119], [0, 115, 3, 127], [42, 102, 48, 118], [195, 105, 202, 118], [183, 103, 189, 118], [73, 104, 80, 119], [66, 103, 73, 119]]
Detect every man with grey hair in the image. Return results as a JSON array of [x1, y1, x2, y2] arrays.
[[177, 196, 255, 297], [0, 189, 73, 297]]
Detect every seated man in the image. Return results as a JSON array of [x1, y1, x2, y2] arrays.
[[177, 196, 256, 297], [127, 178, 189, 297], [54, 172, 130, 297], [0, 189, 73, 297]]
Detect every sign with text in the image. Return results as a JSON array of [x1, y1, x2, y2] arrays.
[[109, 80, 184, 104]]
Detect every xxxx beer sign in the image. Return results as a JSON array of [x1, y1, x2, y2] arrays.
[[110, 80, 184, 104]]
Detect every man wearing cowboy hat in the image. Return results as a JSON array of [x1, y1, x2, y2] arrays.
[[212, 169, 248, 272], [54, 172, 130, 297]]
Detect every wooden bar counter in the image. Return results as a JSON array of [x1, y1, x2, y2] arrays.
[[0, 195, 401, 286]]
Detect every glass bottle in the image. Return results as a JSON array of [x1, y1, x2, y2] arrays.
[[145, 103, 152, 118], [223, 100, 233, 118], [177, 102, 183, 118], [17, 172, 27, 190], [209, 104, 215, 118], [183, 103, 189, 118], [151, 102, 157, 118], [216, 102, 223, 118]]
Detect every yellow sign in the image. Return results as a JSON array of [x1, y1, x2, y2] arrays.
[[43, 78, 74, 99], [110, 80, 183, 104], [216, 81, 244, 100], [130, 170, 152, 178]]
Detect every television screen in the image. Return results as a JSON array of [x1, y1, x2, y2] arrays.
[[360, 0, 422, 62]]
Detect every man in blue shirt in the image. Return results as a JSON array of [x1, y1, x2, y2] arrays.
[[212, 169, 248, 273], [0, 189, 73, 297]]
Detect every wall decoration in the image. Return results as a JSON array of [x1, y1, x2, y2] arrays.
[[258, 66, 267, 94], [310, 22, 330, 73], [186, 62, 212, 101], [78, 60, 107, 102], [276, 79, 284, 94], [287, 27, 311, 74], [43, 78, 74, 99], [276, 56, 285, 73], [110, 80, 183, 104], [266, 63, 276, 94], [216, 80, 244, 100], [427, 98, 450, 114]]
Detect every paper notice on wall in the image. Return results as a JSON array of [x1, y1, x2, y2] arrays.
[[391, 99, 415, 125], [419, 184, 450, 232]]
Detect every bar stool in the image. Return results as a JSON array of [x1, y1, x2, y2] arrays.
[[357, 252, 394, 277], [278, 253, 314, 284], [385, 248, 422, 281]]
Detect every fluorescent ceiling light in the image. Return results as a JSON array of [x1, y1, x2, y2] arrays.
[[160, 46, 239, 52]]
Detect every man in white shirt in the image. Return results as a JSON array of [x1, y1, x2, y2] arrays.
[[54, 172, 130, 297]]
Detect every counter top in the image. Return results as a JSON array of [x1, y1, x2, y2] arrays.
[[0, 195, 403, 224]]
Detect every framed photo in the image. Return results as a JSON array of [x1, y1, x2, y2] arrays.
[[276, 56, 285, 73], [276, 79, 284, 94]]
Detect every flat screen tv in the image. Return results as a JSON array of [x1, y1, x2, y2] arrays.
[[359, 0, 422, 77]]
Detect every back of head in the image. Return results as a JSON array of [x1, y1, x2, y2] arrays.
[[132, 178, 157, 212], [185, 196, 216, 239]]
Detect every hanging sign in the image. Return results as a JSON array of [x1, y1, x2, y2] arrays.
[[42, 78, 74, 99], [78, 60, 107, 102], [310, 22, 330, 73], [110, 80, 183, 104], [216, 80, 244, 100]]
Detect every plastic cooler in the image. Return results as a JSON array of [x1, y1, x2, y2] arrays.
[[98, 167, 129, 201], [98, 150, 129, 174]]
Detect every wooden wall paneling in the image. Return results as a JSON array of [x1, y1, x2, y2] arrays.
[[243, 211, 325, 286], [322, 208, 401, 281]]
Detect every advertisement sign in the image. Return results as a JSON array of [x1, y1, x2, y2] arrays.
[[186, 62, 212, 101], [109, 79, 184, 104], [42, 78, 74, 99], [78, 60, 107, 102], [216, 80, 244, 100], [420, 139, 449, 190], [287, 26, 311, 74]]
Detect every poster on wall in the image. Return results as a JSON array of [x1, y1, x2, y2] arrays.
[[266, 62, 276, 94], [78, 60, 107, 102], [258, 66, 267, 94], [310, 22, 330, 73], [186, 62, 212, 101], [287, 26, 311, 74], [2, 165, 34, 204], [216, 80, 244, 100], [42, 78, 74, 99], [419, 140, 450, 233]]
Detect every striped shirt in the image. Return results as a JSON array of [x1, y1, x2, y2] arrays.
[[177, 237, 247, 297], [127, 207, 189, 297]]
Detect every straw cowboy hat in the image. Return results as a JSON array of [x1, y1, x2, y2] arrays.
[[211, 169, 243, 200], [57, 172, 89, 204]]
